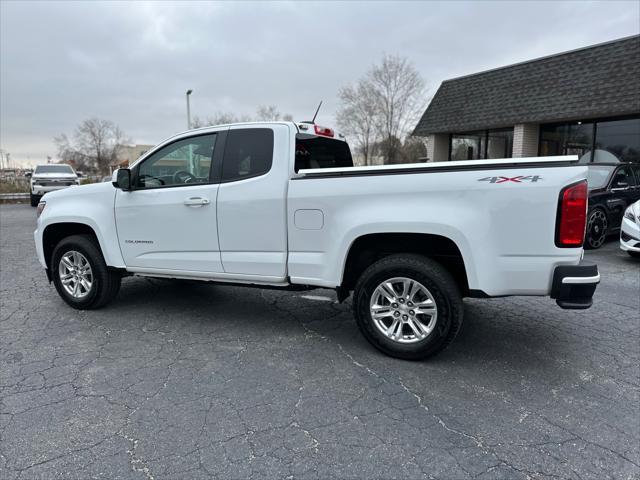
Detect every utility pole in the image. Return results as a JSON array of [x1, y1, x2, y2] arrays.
[[186, 89, 193, 130]]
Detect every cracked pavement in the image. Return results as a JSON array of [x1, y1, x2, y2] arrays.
[[1, 203, 639, 479]]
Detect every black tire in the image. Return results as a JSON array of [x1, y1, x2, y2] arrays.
[[353, 254, 463, 360], [30, 193, 40, 207], [585, 208, 608, 250], [628, 251, 640, 258], [51, 235, 121, 310]]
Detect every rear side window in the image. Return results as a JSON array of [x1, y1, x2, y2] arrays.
[[221, 128, 274, 182], [295, 134, 353, 172]]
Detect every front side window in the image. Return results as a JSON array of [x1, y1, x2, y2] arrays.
[[611, 166, 636, 189], [295, 134, 353, 172], [136, 134, 216, 188], [221, 128, 274, 182]]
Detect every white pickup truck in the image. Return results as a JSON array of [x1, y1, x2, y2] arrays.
[[34, 122, 600, 359], [29, 163, 80, 207]]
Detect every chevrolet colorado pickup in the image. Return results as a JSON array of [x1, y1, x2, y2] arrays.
[[34, 122, 600, 359]]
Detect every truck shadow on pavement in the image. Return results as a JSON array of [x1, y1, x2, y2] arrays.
[[100, 276, 573, 371]]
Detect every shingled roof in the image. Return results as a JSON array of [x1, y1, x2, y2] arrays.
[[413, 35, 640, 136]]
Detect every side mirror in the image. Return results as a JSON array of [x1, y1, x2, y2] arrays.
[[112, 168, 131, 190]]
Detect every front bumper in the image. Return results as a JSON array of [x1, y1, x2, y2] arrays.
[[550, 261, 599, 310], [620, 218, 640, 252], [31, 185, 75, 196]]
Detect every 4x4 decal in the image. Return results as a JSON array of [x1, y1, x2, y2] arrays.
[[478, 175, 542, 184]]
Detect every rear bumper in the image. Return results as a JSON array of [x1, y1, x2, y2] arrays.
[[550, 261, 599, 309]]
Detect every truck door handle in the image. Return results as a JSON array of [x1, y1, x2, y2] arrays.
[[183, 197, 210, 206]]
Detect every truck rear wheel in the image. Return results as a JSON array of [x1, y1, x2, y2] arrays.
[[30, 193, 40, 207], [353, 254, 463, 360], [51, 235, 121, 310]]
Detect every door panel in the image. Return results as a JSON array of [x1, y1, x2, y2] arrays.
[[115, 184, 222, 271], [216, 124, 289, 278], [115, 131, 225, 273]]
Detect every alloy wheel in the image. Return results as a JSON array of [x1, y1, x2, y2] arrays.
[[369, 277, 438, 344], [58, 250, 94, 299]]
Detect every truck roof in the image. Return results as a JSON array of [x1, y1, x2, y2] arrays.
[[181, 121, 347, 142]]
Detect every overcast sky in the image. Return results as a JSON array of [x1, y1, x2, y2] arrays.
[[1, 0, 639, 167]]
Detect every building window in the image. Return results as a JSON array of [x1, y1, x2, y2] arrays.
[[539, 116, 640, 163], [594, 118, 640, 163], [449, 128, 513, 161], [539, 122, 594, 161], [450, 131, 484, 160], [487, 129, 514, 159]]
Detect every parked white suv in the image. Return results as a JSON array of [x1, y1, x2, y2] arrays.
[[34, 122, 600, 359], [30, 164, 79, 207]]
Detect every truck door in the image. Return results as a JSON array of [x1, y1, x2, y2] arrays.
[[216, 124, 289, 279], [114, 131, 226, 273]]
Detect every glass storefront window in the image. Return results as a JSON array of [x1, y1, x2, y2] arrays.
[[539, 122, 594, 161], [450, 128, 513, 161], [539, 117, 640, 163], [594, 118, 640, 163], [450, 132, 484, 161], [487, 129, 513, 159]]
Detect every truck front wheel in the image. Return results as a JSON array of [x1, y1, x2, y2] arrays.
[[30, 193, 40, 207], [51, 235, 121, 310], [353, 254, 463, 360]]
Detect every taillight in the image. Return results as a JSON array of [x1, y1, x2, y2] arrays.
[[556, 180, 587, 247], [314, 125, 334, 137]]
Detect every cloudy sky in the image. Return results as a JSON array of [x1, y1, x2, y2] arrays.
[[1, 0, 638, 167]]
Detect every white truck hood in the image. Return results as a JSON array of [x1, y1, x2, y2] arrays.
[[42, 180, 114, 200]]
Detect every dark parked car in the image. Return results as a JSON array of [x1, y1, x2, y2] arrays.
[[585, 163, 640, 249]]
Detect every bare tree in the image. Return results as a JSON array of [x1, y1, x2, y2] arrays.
[[369, 55, 426, 163], [336, 80, 379, 165], [55, 118, 129, 174], [255, 105, 293, 121], [255, 105, 280, 121], [192, 107, 290, 127], [338, 55, 426, 164], [192, 112, 243, 128]]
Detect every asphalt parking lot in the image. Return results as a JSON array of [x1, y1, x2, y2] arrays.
[[1, 203, 638, 480]]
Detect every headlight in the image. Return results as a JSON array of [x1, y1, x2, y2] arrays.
[[36, 201, 46, 218], [624, 209, 636, 223]]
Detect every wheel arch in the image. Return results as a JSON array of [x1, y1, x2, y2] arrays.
[[42, 222, 102, 272], [340, 232, 471, 297]]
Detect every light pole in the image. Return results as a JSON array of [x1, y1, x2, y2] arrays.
[[186, 89, 193, 130]]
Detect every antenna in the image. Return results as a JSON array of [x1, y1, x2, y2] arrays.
[[311, 101, 323, 124]]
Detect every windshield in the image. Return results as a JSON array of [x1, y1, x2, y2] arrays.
[[295, 134, 353, 172], [587, 165, 615, 189], [34, 164, 75, 174]]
